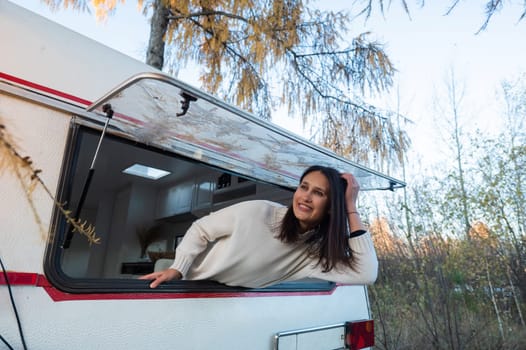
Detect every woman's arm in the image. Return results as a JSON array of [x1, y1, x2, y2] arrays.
[[139, 202, 242, 288], [309, 231, 378, 285]]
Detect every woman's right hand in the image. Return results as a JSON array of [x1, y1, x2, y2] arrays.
[[139, 268, 182, 288]]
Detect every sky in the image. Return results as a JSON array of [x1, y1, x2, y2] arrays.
[[9, 0, 526, 175]]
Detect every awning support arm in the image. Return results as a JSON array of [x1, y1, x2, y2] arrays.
[[62, 104, 114, 249]]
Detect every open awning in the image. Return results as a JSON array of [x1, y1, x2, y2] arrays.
[[87, 72, 405, 191]]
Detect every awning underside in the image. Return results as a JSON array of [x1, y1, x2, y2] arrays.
[[87, 73, 405, 191]]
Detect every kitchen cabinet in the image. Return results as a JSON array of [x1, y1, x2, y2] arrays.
[[156, 181, 194, 218], [191, 174, 214, 214], [156, 175, 216, 219]]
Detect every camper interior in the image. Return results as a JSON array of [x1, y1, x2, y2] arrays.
[[60, 124, 293, 280]]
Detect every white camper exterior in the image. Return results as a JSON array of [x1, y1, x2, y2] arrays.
[[0, 2, 403, 349]]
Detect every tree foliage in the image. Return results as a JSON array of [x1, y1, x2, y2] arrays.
[[43, 0, 411, 169], [358, 0, 526, 33], [155, 0, 410, 167], [368, 73, 526, 349]]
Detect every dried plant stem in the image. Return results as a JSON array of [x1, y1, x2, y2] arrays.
[[0, 121, 100, 245]]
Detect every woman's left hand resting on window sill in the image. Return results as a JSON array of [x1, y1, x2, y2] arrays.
[[139, 268, 182, 288]]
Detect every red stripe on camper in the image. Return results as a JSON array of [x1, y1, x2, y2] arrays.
[[1, 272, 336, 302], [0, 72, 152, 125], [0, 72, 91, 106]]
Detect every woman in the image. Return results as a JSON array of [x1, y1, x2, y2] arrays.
[[140, 165, 378, 288]]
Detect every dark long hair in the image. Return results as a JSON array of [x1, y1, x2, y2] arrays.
[[278, 165, 353, 272]]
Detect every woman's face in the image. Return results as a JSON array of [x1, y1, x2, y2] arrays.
[[293, 170, 330, 232]]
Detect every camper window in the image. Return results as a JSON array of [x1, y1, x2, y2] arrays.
[[44, 123, 335, 293]]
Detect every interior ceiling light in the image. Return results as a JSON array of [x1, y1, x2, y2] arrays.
[[122, 163, 170, 180]]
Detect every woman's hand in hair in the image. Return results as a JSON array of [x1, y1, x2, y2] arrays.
[[341, 173, 366, 233], [341, 173, 360, 211]]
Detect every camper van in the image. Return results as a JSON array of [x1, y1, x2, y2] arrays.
[[0, 2, 404, 349]]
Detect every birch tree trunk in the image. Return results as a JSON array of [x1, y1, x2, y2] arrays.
[[485, 259, 505, 341], [446, 69, 471, 238], [506, 266, 526, 327]]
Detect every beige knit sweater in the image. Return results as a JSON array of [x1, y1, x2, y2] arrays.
[[170, 200, 378, 288]]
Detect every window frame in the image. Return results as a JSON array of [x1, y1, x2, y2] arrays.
[[44, 121, 336, 294]]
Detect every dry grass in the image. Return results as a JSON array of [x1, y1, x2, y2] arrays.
[[0, 118, 100, 245]]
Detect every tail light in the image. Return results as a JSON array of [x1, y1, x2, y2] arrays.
[[345, 320, 374, 350]]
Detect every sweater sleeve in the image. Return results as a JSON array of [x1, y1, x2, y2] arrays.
[[308, 231, 378, 285], [169, 204, 240, 277]]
